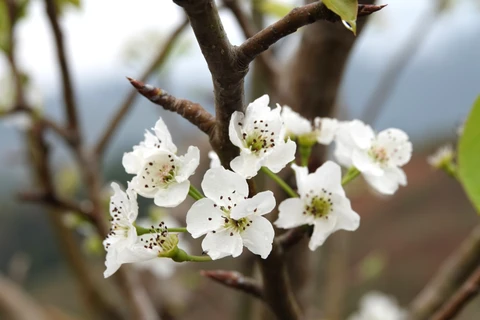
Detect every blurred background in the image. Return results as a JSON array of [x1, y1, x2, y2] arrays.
[[0, 0, 479, 319]]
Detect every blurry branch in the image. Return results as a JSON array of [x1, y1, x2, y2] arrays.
[[276, 225, 311, 251], [94, 18, 190, 158], [409, 224, 480, 319], [127, 78, 215, 135], [238, 3, 386, 67], [431, 265, 480, 320], [361, 1, 448, 125], [44, 0, 80, 144], [17, 190, 95, 222], [201, 270, 264, 300], [222, 0, 278, 82], [0, 273, 49, 320]]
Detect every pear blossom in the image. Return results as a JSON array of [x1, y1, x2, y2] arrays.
[[229, 95, 296, 178], [122, 118, 200, 207], [103, 182, 139, 277], [275, 161, 360, 251], [208, 150, 221, 169], [427, 144, 454, 168], [347, 291, 406, 320], [186, 166, 275, 259], [280, 105, 338, 145], [134, 211, 188, 278], [334, 120, 412, 195]]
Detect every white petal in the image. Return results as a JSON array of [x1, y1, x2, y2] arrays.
[[176, 146, 200, 181], [275, 198, 310, 228], [363, 167, 406, 195], [241, 216, 274, 259], [377, 128, 412, 167], [349, 120, 375, 149], [230, 152, 262, 179], [352, 149, 384, 176], [332, 195, 360, 232], [104, 250, 121, 278], [122, 151, 142, 174], [291, 164, 309, 196], [153, 180, 190, 207], [231, 191, 276, 219], [229, 111, 246, 148], [306, 161, 345, 197], [186, 198, 225, 238], [263, 139, 297, 173], [208, 151, 221, 168], [202, 229, 243, 260], [282, 105, 312, 136], [201, 167, 249, 204], [333, 133, 354, 168], [153, 118, 177, 153], [315, 117, 338, 145], [309, 216, 338, 250]]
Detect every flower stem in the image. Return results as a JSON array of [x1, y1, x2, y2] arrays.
[[443, 162, 458, 179], [172, 248, 212, 262], [189, 185, 204, 200], [135, 225, 187, 235], [299, 145, 312, 167], [341, 167, 361, 186], [167, 227, 187, 233], [261, 167, 298, 198]]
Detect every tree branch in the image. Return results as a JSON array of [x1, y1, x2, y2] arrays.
[[238, 3, 386, 67], [127, 78, 216, 135], [201, 270, 264, 300], [409, 224, 480, 319], [44, 0, 80, 144], [173, 0, 247, 166], [94, 18, 189, 158], [431, 265, 480, 320]]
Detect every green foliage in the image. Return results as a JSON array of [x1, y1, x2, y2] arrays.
[[256, 0, 293, 18], [0, 0, 29, 53], [458, 95, 480, 214], [322, 0, 358, 34], [55, 0, 81, 15]]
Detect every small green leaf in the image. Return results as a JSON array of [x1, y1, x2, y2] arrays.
[[257, 1, 293, 18], [458, 95, 480, 214], [323, 0, 358, 34]]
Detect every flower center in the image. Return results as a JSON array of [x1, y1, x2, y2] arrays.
[[223, 216, 252, 234], [304, 188, 333, 219], [141, 154, 178, 190], [140, 222, 179, 255], [369, 145, 389, 164], [238, 119, 276, 154]]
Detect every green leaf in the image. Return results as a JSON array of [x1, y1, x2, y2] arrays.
[[458, 95, 480, 214], [322, 0, 358, 34], [257, 1, 293, 18]]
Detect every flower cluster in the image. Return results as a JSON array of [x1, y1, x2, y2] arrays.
[[103, 94, 413, 277]]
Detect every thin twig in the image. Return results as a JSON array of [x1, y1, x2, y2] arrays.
[[238, 3, 386, 67], [44, 0, 80, 143], [127, 78, 216, 135], [409, 224, 480, 319], [431, 265, 480, 320], [201, 270, 264, 300], [94, 18, 189, 157]]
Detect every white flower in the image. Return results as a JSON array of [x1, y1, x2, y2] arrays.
[[347, 291, 407, 320], [134, 210, 188, 279], [334, 120, 412, 195], [229, 95, 296, 178], [275, 161, 360, 251], [280, 105, 339, 146], [103, 182, 140, 277], [186, 166, 275, 259], [208, 150, 221, 169], [427, 145, 454, 168], [122, 118, 200, 207]]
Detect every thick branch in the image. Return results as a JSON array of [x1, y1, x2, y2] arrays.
[[201, 270, 264, 300], [94, 19, 189, 157], [44, 0, 80, 143], [173, 0, 247, 165], [431, 265, 480, 320], [238, 3, 386, 66], [128, 78, 215, 135], [409, 224, 480, 319]]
